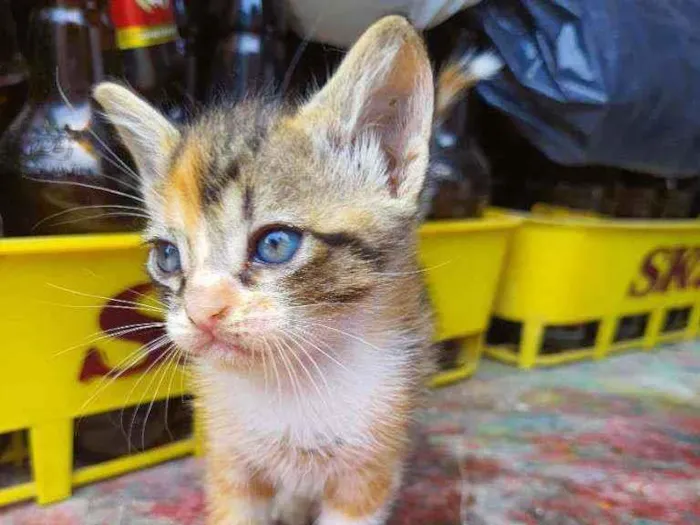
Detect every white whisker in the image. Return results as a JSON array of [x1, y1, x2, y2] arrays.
[[141, 348, 180, 449], [23, 176, 147, 206], [263, 338, 283, 405], [55, 72, 143, 185], [43, 301, 163, 315], [124, 342, 175, 452], [31, 204, 148, 232], [77, 335, 170, 420], [53, 322, 165, 358], [49, 211, 149, 229], [286, 325, 352, 374], [279, 335, 329, 411], [298, 321, 383, 352], [46, 283, 159, 309]]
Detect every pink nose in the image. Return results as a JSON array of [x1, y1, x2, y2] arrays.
[[184, 276, 238, 331]]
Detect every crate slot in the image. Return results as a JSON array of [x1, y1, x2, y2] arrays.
[[614, 313, 649, 342], [662, 306, 692, 333], [436, 340, 463, 371], [429, 335, 484, 388], [74, 398, 193, 469], [0, 431, 31, 491], [486, 317, 522, 351], [541, 321, 599, 354]]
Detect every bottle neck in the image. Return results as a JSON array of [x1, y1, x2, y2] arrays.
[[434, 94, 471, 150], [218, 0, 286, 36], [0, 0, 18, 59], [28, 5, 97, 101], [0, 0, 27, 74]]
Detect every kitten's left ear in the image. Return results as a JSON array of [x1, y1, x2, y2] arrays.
[[93, 82, 180, 201], [300, 16, 434, 205]]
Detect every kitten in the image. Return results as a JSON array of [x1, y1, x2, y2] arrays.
[[94, 15, 490, 525]]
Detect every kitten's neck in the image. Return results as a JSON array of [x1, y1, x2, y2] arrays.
[[198, 322, 415, 400], [195, 326, 420, 452]]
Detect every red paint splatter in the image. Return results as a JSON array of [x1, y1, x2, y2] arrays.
[[148, 490, 206, 525]]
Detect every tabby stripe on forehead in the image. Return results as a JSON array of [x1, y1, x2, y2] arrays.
[[243, 185, 253, 221], [310, 231, 384, 268], [201, 162, 240, 206], [248, 118, 268, 153]]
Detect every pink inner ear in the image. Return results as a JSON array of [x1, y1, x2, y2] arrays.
[[358, 90, 414, 197], [300, 21, 433, 200], [354, 39, 432, 197]]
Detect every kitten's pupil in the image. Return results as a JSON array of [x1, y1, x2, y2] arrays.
[[255, 229, 301, 264]]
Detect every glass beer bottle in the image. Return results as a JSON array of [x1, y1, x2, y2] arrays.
[[0, 1, 141, 236], [109, 0, 187, 121], [425, 93, 491, 219], [0, 0, 29, 135], [207, 0, 287, 102]]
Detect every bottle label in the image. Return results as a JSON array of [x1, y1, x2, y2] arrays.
[[110, 0, 178, 50]]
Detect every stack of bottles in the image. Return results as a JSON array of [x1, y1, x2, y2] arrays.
[[0, 0, 492, 239], [1, 1, 698, 239]]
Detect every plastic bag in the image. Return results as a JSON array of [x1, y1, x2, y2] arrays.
[[474, 0, 700, 177]]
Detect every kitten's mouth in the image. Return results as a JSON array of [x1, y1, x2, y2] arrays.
[[195, 332, 252, 358]]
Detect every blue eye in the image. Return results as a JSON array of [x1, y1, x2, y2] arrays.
[[155, 241, 181, 274], [254, 228, 301, 264]]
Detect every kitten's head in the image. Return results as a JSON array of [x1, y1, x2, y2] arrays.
[[94, 16, 433, 370]]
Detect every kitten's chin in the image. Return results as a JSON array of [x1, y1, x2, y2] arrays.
[[168, 329, 252, 363], [189, 338, 252, 361]]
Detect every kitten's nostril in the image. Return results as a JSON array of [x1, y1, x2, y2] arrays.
[[186, 306, 228, 331]]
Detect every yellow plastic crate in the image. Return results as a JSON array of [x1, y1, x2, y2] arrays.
[[0, 215, 518, 506], [0, 234, 197, 507], [421, 215, 521, 387], [486, 211, 700, 368]]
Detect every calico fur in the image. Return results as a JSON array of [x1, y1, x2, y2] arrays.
[[94, 15, 492, 525]]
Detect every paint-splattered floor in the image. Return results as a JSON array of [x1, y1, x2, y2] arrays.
[[3, 342, 700, 524]]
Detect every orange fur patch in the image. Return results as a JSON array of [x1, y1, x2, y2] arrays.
[[324, 459, 395, 519], [435, 62, 474, 120], [206, 453, 276, 524], [165, 138, 207, 233]]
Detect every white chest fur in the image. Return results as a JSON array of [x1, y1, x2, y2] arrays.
[[197, 337, 412, 492]]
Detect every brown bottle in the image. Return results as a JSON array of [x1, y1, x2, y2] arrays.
[[207, 0, 287, 102], [423, 35, 492, 220], [86, 0, 124, 80], [0, 0, 29, 135], [533, 165, 611, 218], [609, 170, 660, 218], [109, 0, 186, 121], [658, 175, 699, 219], [173, 0, 198, 101], [0, 1, 141, 236], [425, 95, 491, 219]]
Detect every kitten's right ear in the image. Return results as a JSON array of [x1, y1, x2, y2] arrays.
[[298, 16, 433, 206], [93, 82, 180, 191]]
